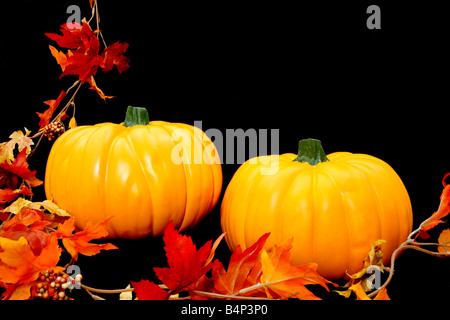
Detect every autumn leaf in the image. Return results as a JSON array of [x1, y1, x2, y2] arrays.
[[0, 234, 62, 285], [87, 75, 114, 100], [259, 239, 333, 300], [46, 22, 129, 87], [37, 90, 67, 129], [45, 22, 99, 52], [0, 208, 50, 256], [131, 280, 170, 300], [438, 229, 450, 253], [212, 233, 269, 296], [0, 186, 32, 207], [417, 184, 450, 239], [55, 216, 117, 260], [0, 149, 43, 189], [48, 45, 69, 72], [0, 129, 34, 164], [373, 287, 390, 300], [101, 41, 130, 74], [337, 239, 389, 299], [2, 283, 35, 300], [153, 221, 213, 294]]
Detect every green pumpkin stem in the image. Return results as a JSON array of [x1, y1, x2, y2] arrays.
[[293, 138, 329, 166], [123, 106, 150, 127]]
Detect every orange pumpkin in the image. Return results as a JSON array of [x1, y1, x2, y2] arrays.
[[45, 106, 222, 239], [221, 138, 412, 279]]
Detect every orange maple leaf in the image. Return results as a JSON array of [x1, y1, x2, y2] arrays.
[[417, 183, 450, 239], [259, 239, 333, 300], [0, 208, 50, 256], [212, 233, 270, 297], [438, 229, 450, 253], [0, 234, 62, 285], [55, 217, 117, 260]]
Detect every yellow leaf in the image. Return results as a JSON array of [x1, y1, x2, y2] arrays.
[[34, 200, 71, 217], [0, 129, 34, 164], [349, 283, 371, 300], [1, 198, 33, 215], [119, 284, 133, 300], [69, 116, 77, 129], [1, 198, 71, 218]]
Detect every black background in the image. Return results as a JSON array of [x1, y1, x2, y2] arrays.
[[1, 0, 450, 307]]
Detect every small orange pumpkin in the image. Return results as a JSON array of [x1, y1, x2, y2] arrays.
[[221, 138, 412, 279], [45, 106, 222, 239]]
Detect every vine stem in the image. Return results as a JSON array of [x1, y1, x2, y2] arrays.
[[367, 217, 450, 298], [27, 80, 81, 160]]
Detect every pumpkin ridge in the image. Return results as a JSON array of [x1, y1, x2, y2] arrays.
[[152, 122, 189, 230], [123, 129, 154, 235], [318, 164, 352, 277], [101, 125, 128, 237]]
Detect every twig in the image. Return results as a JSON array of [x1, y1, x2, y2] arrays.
[[367, 237, 450, 298]]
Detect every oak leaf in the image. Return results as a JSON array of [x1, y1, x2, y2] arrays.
[[55, 216, 117, 260], [0, 129, 34, 164]]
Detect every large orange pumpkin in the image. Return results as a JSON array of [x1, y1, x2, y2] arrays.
[[45, 106, 222, 239], [221, 138, 412, 279]]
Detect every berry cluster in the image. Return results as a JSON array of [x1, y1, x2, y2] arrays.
[[43, 122, 65, 141], [33, 268, 82, 300]]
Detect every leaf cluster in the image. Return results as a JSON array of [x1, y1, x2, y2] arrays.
[[130, 222, 334, 300]]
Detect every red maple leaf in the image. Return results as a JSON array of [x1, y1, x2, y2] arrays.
[[130, 280, 170, 300], [101, 41, 130, 74], [46, 22, 130, 86], [0, 186, 32, 207], [154, 221, 213, 294], [0, 149, 43, 189], [132, 221, 218, 300]]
